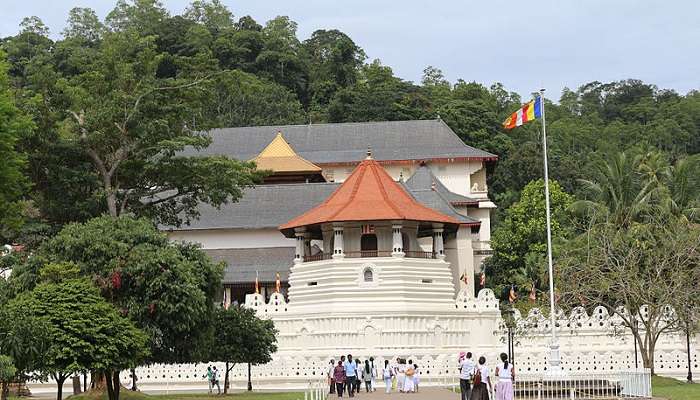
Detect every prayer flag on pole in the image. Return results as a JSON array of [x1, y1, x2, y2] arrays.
[[255, 271, 260, 294], [275, 272, 281, 293], [502, 97, 543, 129]]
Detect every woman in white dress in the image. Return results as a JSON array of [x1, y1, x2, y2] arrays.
[[395, 357, 406, 393], [383, 359, 394, 393], [403, 362, 416, 393]]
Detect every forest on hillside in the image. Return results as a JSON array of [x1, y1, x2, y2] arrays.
[[1, 1, 699, 298]]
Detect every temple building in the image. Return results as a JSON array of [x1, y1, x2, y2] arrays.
[[163, 119, 496, 304]]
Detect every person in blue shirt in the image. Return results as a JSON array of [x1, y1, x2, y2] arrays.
[[343, 354, 357, 397]]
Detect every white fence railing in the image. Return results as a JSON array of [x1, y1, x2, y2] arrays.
[[304, 379, 328, 400], [493, 369, 652, 399]]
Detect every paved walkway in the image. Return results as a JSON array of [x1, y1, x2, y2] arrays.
[[328, 387, 459, 400]]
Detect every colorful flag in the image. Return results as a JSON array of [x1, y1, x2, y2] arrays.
[[508, 285, 517, 304], [529, 283, 537, 303], [255, 271, 260, 294], [460, 272, 468, 286], [479, 271, 486, 287], [275, 272, 281, 293], [502, 96, 543, 129]]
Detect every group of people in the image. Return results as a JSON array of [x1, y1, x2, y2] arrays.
[[458, 352, 515, 400], [205, 366, 222, 395], [328, 355, 421, 397]]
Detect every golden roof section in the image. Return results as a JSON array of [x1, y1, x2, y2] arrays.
[[252, 132, 322, 173]]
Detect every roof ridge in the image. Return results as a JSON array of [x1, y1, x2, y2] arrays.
[[370, 161, 404, 218], [327, 160, 367, 221]]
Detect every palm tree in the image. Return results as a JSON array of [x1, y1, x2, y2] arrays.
[[573, 152, 655, 226]]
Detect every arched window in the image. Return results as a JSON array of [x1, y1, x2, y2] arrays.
[[363, 268, 374, 282], [361, 234, 378, 256]]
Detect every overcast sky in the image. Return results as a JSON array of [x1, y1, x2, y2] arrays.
[[2, 0, 699, 100]]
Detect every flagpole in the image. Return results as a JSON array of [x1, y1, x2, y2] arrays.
[[540, 89, 561, 373]]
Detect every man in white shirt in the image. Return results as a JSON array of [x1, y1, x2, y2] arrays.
[[344, 354, 357, 397], [458, 351, 474, 400]]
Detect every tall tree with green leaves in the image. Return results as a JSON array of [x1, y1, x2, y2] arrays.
[[0, 50, 31, 238], [58, 26, 263, 226], [485, 179, 574, 299]]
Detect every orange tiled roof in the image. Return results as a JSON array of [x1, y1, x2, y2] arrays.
[[280, 154, 460, 231], [251, 132, 322, 173]]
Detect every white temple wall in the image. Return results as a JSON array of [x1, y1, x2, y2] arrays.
[[444, 226, 475, 298], [508, 307, 698, 378], [167, 228, 292, 249]]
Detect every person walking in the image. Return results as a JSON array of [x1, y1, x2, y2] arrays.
[[458, 352, 474, 400], [211, 366, 221, 395], [469, 356, 491, 400], [363, 360, 373, 392], [340, 356, 347, 394], [413, 363, 420, 393], [206, 366, 213, 394], [344, 354, 357, 397], [329, 359, 336, 394], [382, 360, 393, 394], [369, 357, 377, 392], [403, 362, 415, 393], [495, 353, 515, 400], [395, 358, 406, 393], [354, 359, 362, 394], [334, 360, 346, 397]]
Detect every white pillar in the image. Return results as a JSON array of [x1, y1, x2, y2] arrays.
[[332, 225, 344, 259], [294, 229, 305, 264], [392, 223, 404, 257], [433, 226, 445, 259], [303, 232, 312, 258]]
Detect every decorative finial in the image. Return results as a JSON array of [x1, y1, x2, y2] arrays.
[[399, 171, 404, 182], [436, 113, 441, 121], [431, 181, 437, 191], [366, 145, 373, 160]]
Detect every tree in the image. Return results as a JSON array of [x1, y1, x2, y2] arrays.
[[7, 216, 223, 367], [0, 50, 31, 238], [57, 27, 264, 226], [557, 220, 700, 374], [4, 277, 148, 400], [0, 355, 16, 400], [210, 306, 277, 393], [485, 179, 574, 298]]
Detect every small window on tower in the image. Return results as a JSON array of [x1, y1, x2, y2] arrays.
[[363, 268, 374, 282], [471, 226, 480, 234]]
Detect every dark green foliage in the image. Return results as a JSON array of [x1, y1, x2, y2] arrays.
[[8, 216, 224, 365], [209, 306, 277, 393], [3, 278, 148, 400]]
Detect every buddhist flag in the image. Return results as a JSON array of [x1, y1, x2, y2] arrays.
[[275, 272, 281, 293], [503, 96, 543, 129], [255, 271, 260, 294], [460, 273, 468, 286], [508, 285, 517, 304], [479, 271, 486, 287]]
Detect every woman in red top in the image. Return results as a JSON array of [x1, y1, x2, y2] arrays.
[[333, 360, 346, 397]]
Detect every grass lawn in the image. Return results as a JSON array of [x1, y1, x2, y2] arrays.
[[652, 375, 700, 400], [66, 390, 305, 400]]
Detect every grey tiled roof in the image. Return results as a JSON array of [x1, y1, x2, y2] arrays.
[[183, 119, 496, 163], [403, 165, 481, 205], [164, 182, 340, 230], [205, 247, 294, 283], [403, 165, 479, 224]]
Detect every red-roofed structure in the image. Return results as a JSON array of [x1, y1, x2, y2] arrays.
[[280, 153, 460, 238]]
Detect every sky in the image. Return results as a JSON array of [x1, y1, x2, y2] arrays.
[[2, 0, 700, 101]]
